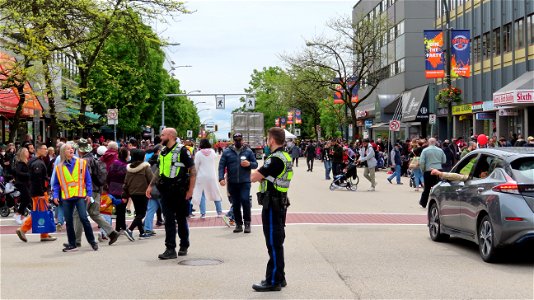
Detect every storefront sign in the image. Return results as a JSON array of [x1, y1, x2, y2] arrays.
[[452, 104, 472, 115], [476, 112, 496, 120], [498, 109, 518, 116], [437, 107, 449, 116], [483, 101, 495, 111], [356, 110, 368, 119], [493, 90, 534, 106], [471, 101, 483, 112], [364, 119, 373, 129]]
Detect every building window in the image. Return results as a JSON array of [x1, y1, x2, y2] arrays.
[[389, 26, 395, 42], [493, 27, 501, 56], [473, 36, 481, 63], [382, 0, 387, 11], [389, 63, 395, 77], [503, 22, 512, 52], [514, 18, 524, 49], [528, 14, 534, 45], [396, 21, 405, 37], [397, 58, 405, 74], [482, 32, 490, 60], [437, 0, 442, 18]]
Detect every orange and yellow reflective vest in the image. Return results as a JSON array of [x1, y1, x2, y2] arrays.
[[55, 158, 88, 200]]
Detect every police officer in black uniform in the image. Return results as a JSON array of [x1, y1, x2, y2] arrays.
[[251, 127, 293, 292], [146, 128, 196, 260]]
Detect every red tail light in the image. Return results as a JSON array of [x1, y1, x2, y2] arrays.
[[504, 217, 524, 221], [492, 182, 520, 194]]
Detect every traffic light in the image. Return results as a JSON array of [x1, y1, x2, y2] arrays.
[[214, 125, 218, 132]]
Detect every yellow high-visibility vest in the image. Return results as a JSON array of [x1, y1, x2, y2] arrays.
[[55, 158, 88, 200]]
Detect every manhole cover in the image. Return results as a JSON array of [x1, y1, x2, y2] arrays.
[[178, 259, 224, 266]]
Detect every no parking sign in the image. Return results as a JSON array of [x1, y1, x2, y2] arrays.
[[389, 120, 400, 132]]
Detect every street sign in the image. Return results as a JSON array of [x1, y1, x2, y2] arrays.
[[107, 108, 118, 125], [294, 128, 301, 136], [429, 114, 437, 124], [216, 95, 225, 109], [389, 120, 400, 132], [187, 130, 193, 138], [246, 96, 255, 110]]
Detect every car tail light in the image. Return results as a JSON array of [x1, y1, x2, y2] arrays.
[[504, 217, 524, 221], [492, 182, 520, 194]]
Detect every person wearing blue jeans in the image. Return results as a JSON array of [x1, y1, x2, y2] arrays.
[[322, 142, 333, 180], [199, 191, 222, 218], [55, 200, 65, 230], [144, 198, 162, 234], [62, 197, 96, 248], [387, 144, 403, 185], [218, 133, 258, 234], [412, 167, 424, 191]]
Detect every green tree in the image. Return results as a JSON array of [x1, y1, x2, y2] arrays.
[[318, 97, 345, 139], [242, 67, 290, 132], [87, 17, 169, 134], [283, 15, 390, 140]]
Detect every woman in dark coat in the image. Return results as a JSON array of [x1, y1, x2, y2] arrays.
[[106, 147, 130, 238], [13, 147, 31, 225]]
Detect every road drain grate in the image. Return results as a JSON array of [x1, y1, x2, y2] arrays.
[[178, 259, 224, 266]]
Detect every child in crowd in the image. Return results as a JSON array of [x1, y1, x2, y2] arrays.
[[98, 186, 121, 242]]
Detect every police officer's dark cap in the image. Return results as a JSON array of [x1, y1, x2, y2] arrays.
[[233, 133, 243, 139]]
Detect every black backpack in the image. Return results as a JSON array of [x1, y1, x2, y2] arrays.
[[89, 158, 107, 187]]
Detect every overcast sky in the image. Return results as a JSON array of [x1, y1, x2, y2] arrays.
[[158, 0, 355, 139]]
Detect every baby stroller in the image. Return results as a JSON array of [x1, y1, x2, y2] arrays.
[[329, 158, 359, 191], [0, 176, 24, 217]]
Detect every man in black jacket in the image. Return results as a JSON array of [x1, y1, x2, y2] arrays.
[[16, 143, 57, 242], [218, 133, 258, 233]]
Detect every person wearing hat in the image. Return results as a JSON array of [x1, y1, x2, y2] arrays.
[[218, 133, 258, 233], [358, 139, 377, 191], [72, 138, 120, 246]]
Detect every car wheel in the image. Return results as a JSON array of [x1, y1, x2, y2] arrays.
[[429, 202, 449, 242], [0, 205, 9, 217], [478, 215, 498, 263]]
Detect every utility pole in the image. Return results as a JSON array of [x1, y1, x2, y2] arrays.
[[443, 0, 453, 139]]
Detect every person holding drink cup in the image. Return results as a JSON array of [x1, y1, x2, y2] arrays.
[[218, 133, 258, 233]]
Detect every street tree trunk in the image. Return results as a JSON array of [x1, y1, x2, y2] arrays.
[[42, 58, 58, 142], [9, 84, 26, 143]]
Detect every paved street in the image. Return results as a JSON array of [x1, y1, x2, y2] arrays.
[[1, 160, 533, 299]]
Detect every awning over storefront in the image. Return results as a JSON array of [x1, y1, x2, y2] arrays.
[[0, 84, 43, 117], [0, 52, 43, 117], [401, 85, 429, 122], [493, 71, 534, 106], [379, 94, 401, 114]]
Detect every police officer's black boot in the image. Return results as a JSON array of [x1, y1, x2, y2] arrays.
[[233, 224, 243, 233], [244, 222, 251, 233]]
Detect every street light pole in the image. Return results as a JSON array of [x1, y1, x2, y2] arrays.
[[442, 0, 453, 139]]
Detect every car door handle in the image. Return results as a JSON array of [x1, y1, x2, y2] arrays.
[[456, 188, 464, 192], [477, 187, 485, 194]]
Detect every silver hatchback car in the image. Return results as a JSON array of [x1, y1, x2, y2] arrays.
[[427, 148, 534, 262]]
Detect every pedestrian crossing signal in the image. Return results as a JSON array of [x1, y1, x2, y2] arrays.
[[246, 96, 255, 110], [216, 96, 225, 109]]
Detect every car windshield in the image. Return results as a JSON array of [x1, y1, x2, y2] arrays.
[[510, 157, 534, 184]]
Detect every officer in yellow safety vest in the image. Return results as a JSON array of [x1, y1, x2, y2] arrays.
[[146, 128, 196, 260], [251, 127, 293, 292], [52, 143, 97, 252]]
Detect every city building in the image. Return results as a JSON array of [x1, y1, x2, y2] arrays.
[[352, 0, 436, 141], [435, 0, 534, 140]]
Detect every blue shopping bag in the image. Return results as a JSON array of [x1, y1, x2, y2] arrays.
[[31, 209, 56, 234]]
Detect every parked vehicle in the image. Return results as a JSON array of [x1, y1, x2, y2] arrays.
[[231, 112, 264, 159], [428, 148, 534, 262]]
